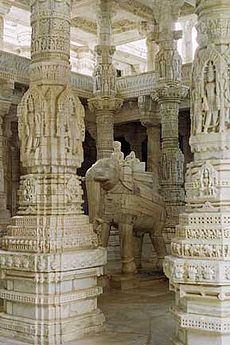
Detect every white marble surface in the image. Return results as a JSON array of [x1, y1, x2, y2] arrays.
[[0, 279, 174, 345]]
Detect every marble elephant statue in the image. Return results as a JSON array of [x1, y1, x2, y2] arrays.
[[86, 150, 166, 274]]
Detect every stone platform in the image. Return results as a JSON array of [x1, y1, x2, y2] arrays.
[[0, 279, 174, 345]]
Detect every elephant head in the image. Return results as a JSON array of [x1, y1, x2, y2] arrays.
[[86, 157, 120, 191]]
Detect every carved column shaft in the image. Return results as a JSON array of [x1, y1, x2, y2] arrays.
[[164, 1, 230, 345], [96, 109, 114, 159], [146, 125, 160, 175], [161, 101, 179, 149], [153, 90, 186, 240], [152, 86, 188, 250]]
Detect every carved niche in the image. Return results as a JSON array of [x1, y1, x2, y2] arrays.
[[191, 46, 230, 135], [186, 161, 219, 201]]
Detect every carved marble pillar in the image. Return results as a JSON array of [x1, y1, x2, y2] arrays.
[[139, 95, 161, 180], [164, 1, 230, 345], [88, 0, 123, 159], [0, 1, 106, 344], [151, 0, 188, 250], [153, 86, 187, 249]]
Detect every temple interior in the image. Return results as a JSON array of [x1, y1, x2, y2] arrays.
[[0, 0, 228, 344]]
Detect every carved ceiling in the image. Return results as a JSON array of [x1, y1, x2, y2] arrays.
[[1, 0, 196, 74]]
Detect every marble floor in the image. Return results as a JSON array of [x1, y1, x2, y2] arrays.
[[74, 278, 174, 345], [0, 278, 174, 345]]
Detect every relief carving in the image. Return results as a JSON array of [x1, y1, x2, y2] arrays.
[[186, 161, 218, 201], [191, 47, 230, 135]]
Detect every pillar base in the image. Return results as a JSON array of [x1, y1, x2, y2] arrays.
[[0, 248, 106, 345], [0, 309, 105, 344]]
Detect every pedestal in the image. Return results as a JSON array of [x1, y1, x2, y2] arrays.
[[0, 215, 106, 344]]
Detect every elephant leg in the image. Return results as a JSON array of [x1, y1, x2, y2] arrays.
[[100, 222, 111, 247], [149, 227, 166, 272], [133, 232, 144, 270], [119, 222, 137, 274]]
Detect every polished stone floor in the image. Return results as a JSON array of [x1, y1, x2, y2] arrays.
[[74, 278, 174, 345], [0, 278, 174, 345]]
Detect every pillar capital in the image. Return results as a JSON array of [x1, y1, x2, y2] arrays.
[[152, 82, 189, 104], [88, 96, 123, 159], [88, 96, 123, 113], [138, 95, 160, 127], [95, 44, 116, 58]]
